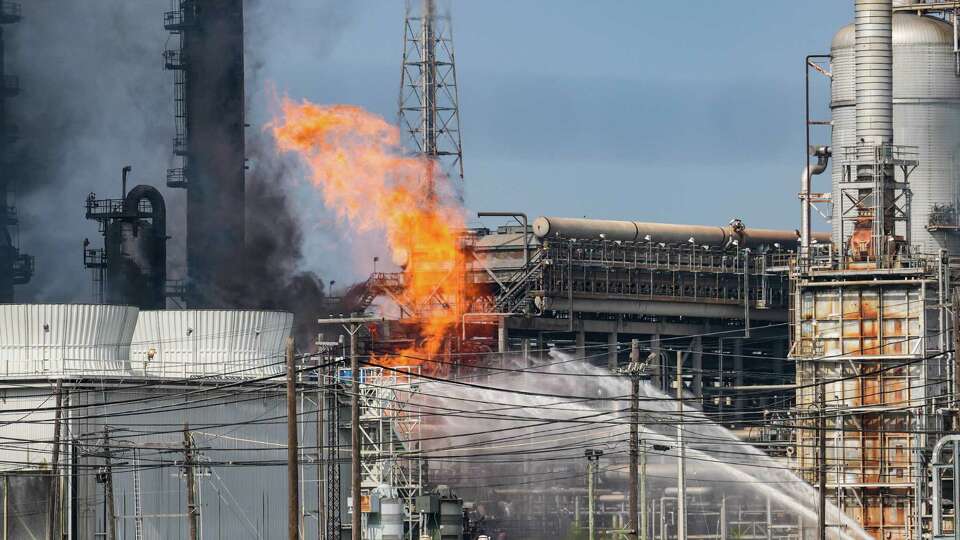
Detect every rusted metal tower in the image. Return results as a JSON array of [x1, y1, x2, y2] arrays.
[[0, 1, 32, 302], [164, 0, 245, 307], [398, 0, 464, 186]]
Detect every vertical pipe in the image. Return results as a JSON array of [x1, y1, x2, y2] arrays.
[[286, 337, 300, 540], [574, 492, 580, 530], [720, 496, 727, 540], [817, 363, 827, 540], [743, 250, 751, 338], [855, 0, 894, 145], [350, 329, 361, 540], [317, 362, 324, 540], [954, 442, 959, 540], [498, 318, 508, 364], [629, 339, 639, 539], [676, 350, 686, 540], [640, 442, 647, 540], [587, 458, 595, 540], [803, 55, 812, 258], [765, 496, 772, 540], [608, 332, 619, 370], [47, 381, 62, 540]]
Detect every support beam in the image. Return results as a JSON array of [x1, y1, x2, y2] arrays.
[[733, 339, 744, 418], [608, 332, 619, 370], [691, 336, 703, 397]]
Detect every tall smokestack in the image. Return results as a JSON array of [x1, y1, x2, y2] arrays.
[[855, 0, 893, 145], [165, 0, 246, 307]]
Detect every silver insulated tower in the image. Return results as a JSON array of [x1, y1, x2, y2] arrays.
[[855, 0, 893, 146], [832, 3, 960, 255]]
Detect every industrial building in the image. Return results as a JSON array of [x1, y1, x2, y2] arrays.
[[5, 0, 960, 539]]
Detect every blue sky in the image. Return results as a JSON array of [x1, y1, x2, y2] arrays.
[[252, 1, 850, 234], [245, 1, 854, 284]]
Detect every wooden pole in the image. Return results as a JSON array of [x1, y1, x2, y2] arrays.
[[47, 381, 63, 540], [183, 425, 199, 540], [286, 337, 300, 540], [103, 427, 116, 540]]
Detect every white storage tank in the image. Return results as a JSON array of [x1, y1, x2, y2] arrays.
[[831, 13, 960, 255], [129, 309, 293, 378], [0, 303, 138, 377]]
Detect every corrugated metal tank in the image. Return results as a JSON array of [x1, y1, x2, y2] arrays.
[[831, 13, 960, 254], [0, 304, 138, 376], [130, 309, 293, 378]]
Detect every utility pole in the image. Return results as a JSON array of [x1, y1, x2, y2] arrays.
[[183, 425, 199, 540], [628, 339, 640, 539], [817, 363, 827, 540], [286, 337, 300, 540], [676, 350, 687, 540], [584, 449, 603, 540], [47, 380, 63, 540], [640, 438, 647, 540], [102, 427, 116, 540], [316, 334, 327, 540], [319, 316, 380, 540]]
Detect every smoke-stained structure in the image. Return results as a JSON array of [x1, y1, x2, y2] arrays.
[[0, 3, 31, 301], [83, 168, 168, 310], [165, 0, 246, 307]]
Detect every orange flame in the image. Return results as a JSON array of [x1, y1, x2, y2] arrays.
[[270, 98, 468, 366]]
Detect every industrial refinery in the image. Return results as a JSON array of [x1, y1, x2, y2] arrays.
[[4, 0, 960, 539]]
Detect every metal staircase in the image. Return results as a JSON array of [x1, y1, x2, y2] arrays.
[[493, 248, 545, 313]]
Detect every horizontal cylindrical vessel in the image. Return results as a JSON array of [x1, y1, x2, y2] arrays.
[[130, 309, 293, 378], [0, 303, 139, 377], [532, 216, 824, 248]]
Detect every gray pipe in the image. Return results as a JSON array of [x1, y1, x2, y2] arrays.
[[532, 216, 825, 249], [855, 0, 893, 145], [801, 146, 831, 254]]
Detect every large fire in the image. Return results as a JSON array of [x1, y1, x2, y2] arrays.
[[270, 98, 469, 367]]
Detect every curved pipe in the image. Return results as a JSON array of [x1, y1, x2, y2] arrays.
[[123, 184, 166, 239], [801, 146, 831, 255]]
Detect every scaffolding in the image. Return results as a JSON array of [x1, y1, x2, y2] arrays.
[[344, 365, 425, 539]]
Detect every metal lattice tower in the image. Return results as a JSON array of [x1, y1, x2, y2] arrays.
[[0, 2, 32, 302], [399, 0, 464, 187]]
